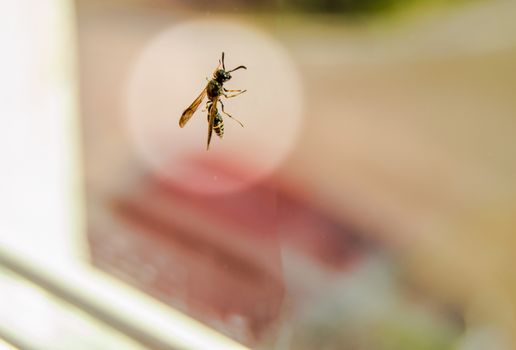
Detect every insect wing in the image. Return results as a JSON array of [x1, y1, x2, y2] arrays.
[[179, 88, 207, 127], [206, 99, 218, 150]]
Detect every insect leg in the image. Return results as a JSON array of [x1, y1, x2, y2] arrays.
[[219, 100, 244, 127], [223, 88, 245, 93], [202, 100, 211, 113], [223, 89, 247, 98]]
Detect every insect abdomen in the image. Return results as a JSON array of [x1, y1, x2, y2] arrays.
[[213, 114, 224, 138]]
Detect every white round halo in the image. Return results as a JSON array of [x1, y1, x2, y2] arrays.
[[125, 19, 303, 194]]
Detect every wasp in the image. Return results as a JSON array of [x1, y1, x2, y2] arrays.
[[179, 52, 246, 150]]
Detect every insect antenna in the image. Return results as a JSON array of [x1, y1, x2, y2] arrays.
[[227, 65, 247, 73], [221, 52, 226, 70]]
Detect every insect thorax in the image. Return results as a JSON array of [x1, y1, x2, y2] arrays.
[[207, 80, 222, 99]]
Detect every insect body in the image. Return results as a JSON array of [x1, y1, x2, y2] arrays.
[[179, 52, 246, 150]]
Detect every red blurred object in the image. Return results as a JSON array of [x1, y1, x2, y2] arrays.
[[87, 158, 368, 345]]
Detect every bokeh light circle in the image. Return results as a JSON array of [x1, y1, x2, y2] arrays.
[[126, 19, 303, 194]]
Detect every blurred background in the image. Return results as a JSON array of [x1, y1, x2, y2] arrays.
[[1, 0, 516, 349]]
